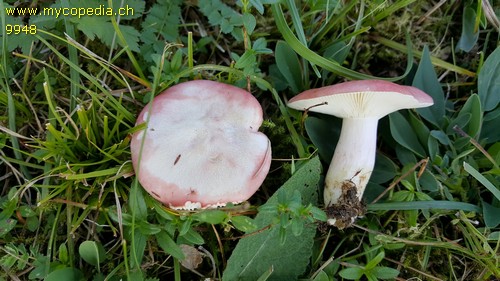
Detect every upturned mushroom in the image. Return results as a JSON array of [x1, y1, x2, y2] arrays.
[[287, 80, 433, 228], [131, 80, 272, 209]]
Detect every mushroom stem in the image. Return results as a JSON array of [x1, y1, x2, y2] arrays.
[[324, 118, 378, 208], [286, 80, 433, 228]]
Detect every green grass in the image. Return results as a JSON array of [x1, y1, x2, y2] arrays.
[[1, 0, 499, 280]]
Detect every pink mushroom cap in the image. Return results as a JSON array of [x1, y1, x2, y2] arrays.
[[288, 80, 434, 119], [131, 80, 272, 209]]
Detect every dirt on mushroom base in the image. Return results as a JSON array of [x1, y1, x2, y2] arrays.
[[325, 180, 366, 229]]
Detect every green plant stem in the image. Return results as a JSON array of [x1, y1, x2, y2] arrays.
[[123, 240, 130, 281], [66, 187, 75, 267], [46, 205, 62, 277], [188, 32, 194, 69], [174, 258, 181, 281]]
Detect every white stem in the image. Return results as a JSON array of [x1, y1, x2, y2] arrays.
[[324, 118, 379, 206]]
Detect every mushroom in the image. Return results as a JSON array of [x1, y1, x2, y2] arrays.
[[287, 80, 433, 228], [131, 80, 272, 210]]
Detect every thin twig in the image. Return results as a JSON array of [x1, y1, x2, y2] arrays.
[[417, 0, 447, 24], [452, 125, 498, 169], [385, 256, 444, 281], [311, 256, 335, 279], [211, 224, 226, 268], [221, 224, 272, 240], [371, 158, 428, 204]]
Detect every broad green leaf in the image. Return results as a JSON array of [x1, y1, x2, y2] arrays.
[[156, 230, 185, 260], [250, 0, 265, 14], [243, 13, 257, 35], [488, 231, 500, 241], [456, 6, 479, 52], [413, 46, 446, 127], [395, 144, 418, 165], [275, 41, 303, 93], [371, 153, 398, 184], [130, 228, 147, 269], [455, 94, 482, 137], [447, 113, 471, 135], [312, 270, 330, 281], [430, 130, 451, 146], [197, 0, 242, 35], [419, 170, 439, 193], [223, 157, 322, 281], [253, 38, 273, 54], [178, 227, 205, 245], [0, 218, 17, 237], [482, 201, 500, 228], [235, 50, 257, 69], [0, 247, 17, 269], [408, 111, 431, 146], [489, 143, 500, 164], [481, 107, 500, 144], [130, 182, 147, 221], [179, 218, 192, 236], [309, 206, 328, 221], [192, 210, 227, 224], [27, 256, 49, 280], [0, 188, 18, 221], [291, 218, 304, 236], [18, 206, 36, 217], [128, 270, 144, 281], [339, 267, 364, 280], [478, 46, 500, 111], [137, 220, 161, 235], [140, 0, 181, 60], [231, 216, 258, 233], [372, 266, 400, 279], [365, 252, 384, 270], [389, 111, 426, 157], [79, 241, 106, 267], [107, 206, 133, 226], [45, 268, 85, 281], [304, 114, 342, 163], [116, 25, 141, 52], [26, 216, 39, 232], [427, 136, 439, 162], [59, 244, 69, 265]]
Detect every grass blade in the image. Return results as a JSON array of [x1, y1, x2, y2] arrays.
[[368, 200, 481, 212], [271, 3, 413, 81], [463, 162, 500, 201]]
